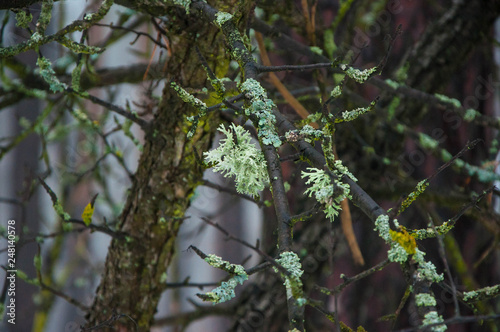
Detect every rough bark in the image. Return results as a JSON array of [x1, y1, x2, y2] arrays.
[[84, 3, 237, 331]]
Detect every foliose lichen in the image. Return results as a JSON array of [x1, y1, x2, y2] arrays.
[[330, 85, 342, 98], [274, 251, 305, 305], [215, 11, 233, 27], [203, 275, 248, 304], [342, 106, 369, 122], [415, 293, 437, 307], [204, 124, 269, 197], [414, 251, 443, 283], [421, 311, 447, 332], [201, 254, 248, 304], [302, 161, 354, 221], [36, 56, 67, 92], [240, 78, 281, 147], [205, 254, 247, 276], [341, 64, 378, 83], [337, 100, 376, 123], [286, 125, 323, 143], [463, 285, 500, 302]]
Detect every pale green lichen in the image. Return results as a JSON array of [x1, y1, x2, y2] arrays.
[[171, 82, 208, 137], [434, 93, 461, 108], [305, 112, 322, 124], [339, 99, 376, 122], [463, 290, 478, 302], [302, 162, 354, 221], [202, 254, 248, 304], [341, 106, 369, 122], [416, 293, 437, 307], [330, 85, 342, 98], [30, 32, 43, 42], [414, 250, 443, 283], [204, 124, 269, 197], [204, 254, 247, 276], [374, 215, 391, 242], [375, 216, 440, 272], [341, 64, 377, 83], [300, 124, 322, 138], [36, 57, 67, 92], [421, 311, 447, 332], [215, 11, 233, 27], [333, 159, 358, 182], [375, 215, 443, 327], [204, 274, 248, 304], [171, 82, 207, 111], [274, 251, 305, 305], [286, 124, 323, 143], [387, 242, 410, 263], [463, 285, 500, 302], [463, 108, 479, 122], [302, 167, 341, 220], [240, 78, 281, 147]]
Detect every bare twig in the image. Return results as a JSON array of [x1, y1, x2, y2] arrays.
[[315, 259, 391, 295]]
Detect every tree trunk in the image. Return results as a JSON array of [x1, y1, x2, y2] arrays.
[[85, 4, 237, 330]]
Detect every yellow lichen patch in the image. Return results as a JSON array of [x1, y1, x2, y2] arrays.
[[389, 227, 417, 255]]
